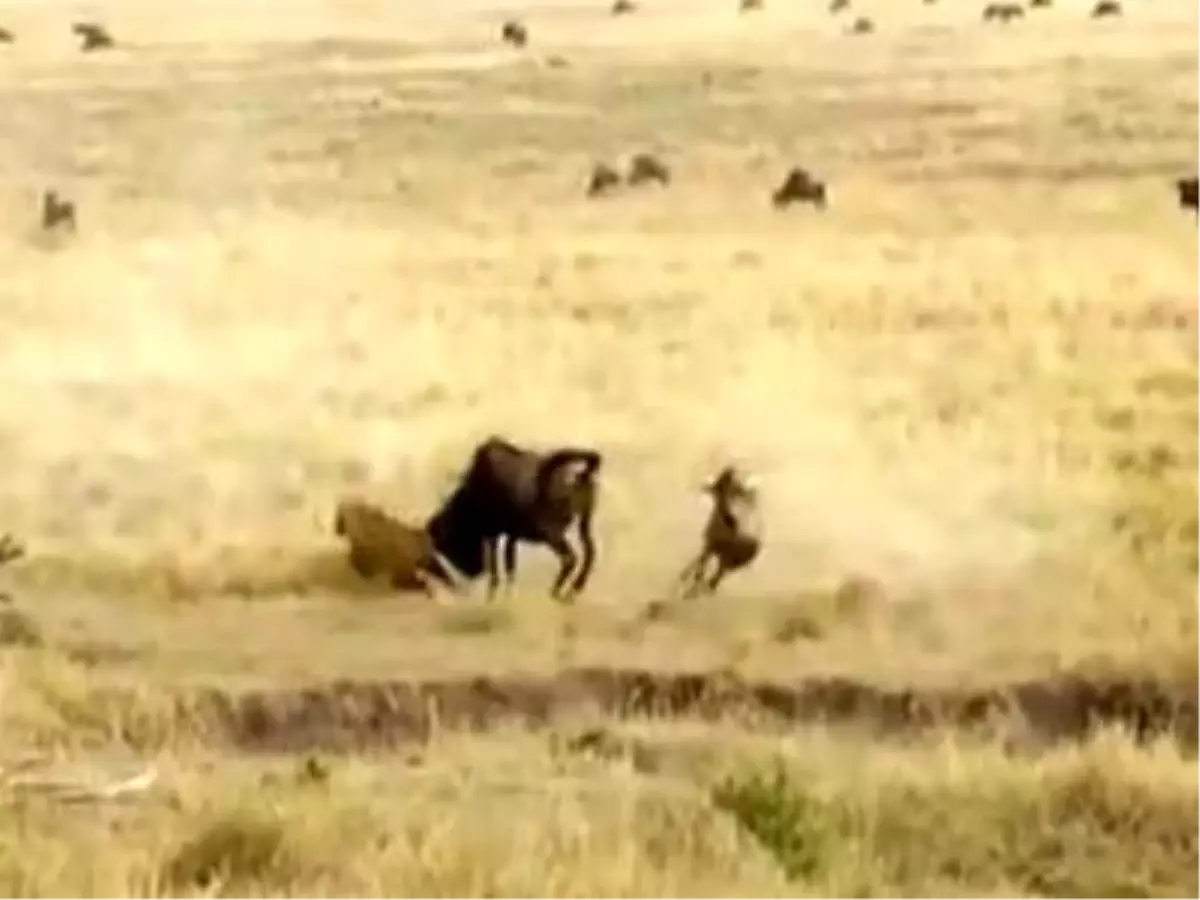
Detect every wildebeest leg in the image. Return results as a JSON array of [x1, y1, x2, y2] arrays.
[[545, 533, 579, 601], [502, 534, 519, 592], [677, 550, 709, 599], [568, 509, 597, 594], [484, 537, 503, 601], [704, 560, 729, 595]]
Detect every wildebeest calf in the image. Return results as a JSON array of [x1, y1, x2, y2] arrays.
[[626, 152, 671, 187], [772, 166, 828, 210], [983, 3, 1024, 22], [587, 162, 622, 198], [333, 497, 459, 596], [72, 22, 114, 51], [426, 436, 602, 602], [1177, 176, 1199, 214], [677, 466, 761, 599], [41, 190, 76, 234], [501, 19, 528, 48]]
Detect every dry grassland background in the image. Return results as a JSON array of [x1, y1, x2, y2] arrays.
[[0, 0, 1195, 894]]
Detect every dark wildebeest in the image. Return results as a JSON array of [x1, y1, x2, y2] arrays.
[[740, 0, 764, 13], [612, 0, 637, 15], [829, 0, 850, 13], [1091, 0, 1121, 17], [0, 27, 14, 43], [586, 162, 622, 198], [72, 22, 114, 52], [771, 167, 828, 210], [1029, 0, 1052, 8], [982, 3, 1024, 22], [501, 19, 528, 48], [677, 466, 762, 599], [333, 497, 461, 596], [426, 437, 602, 602], [0, 534, 24, 567], [0, 532, 25, 607], [626, 152, 671, 187], [849, 15, 875, 33], [1177, 177, 1199, 214], [41, 190, 76, 234]]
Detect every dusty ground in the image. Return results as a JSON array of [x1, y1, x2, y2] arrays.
[[0, 0, 1195, 895]]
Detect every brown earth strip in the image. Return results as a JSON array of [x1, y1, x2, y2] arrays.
[[178, 668, 1199, 755]]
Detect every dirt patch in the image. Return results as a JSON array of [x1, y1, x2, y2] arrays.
[[182, 668, 1198, 755]]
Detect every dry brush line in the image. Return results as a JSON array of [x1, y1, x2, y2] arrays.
[[171, 667, 1199, 755]]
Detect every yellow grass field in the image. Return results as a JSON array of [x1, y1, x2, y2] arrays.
[[0, 0, 1195, 894]]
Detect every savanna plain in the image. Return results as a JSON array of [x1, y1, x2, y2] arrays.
[[0, 0, 1195, 895]]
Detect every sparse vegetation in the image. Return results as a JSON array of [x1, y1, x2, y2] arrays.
[[0, 0, 1194, 894]]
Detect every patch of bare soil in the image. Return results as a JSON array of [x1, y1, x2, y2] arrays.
[[182, 668, 1199, 755]]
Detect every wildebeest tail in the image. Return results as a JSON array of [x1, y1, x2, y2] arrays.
[[535, 448, 602, 498]]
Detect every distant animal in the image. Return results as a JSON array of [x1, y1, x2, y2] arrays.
[[612, 0, 637, 15], [1177, 176, 1198, 214], [982, 2, 1024, 22], [501, 19, 528, 48], [586, 162, 622, 198], [72, 22, 114, 52], [0, 534, 24, 568], [333, 497, 460, 596], [40, 190, 77, 234], [1091, 0, 1121, 17], [849, 15, 874, 33], [829, 0, 850, 13], [0, 27, 14, 43], [771, 166, 828, 210], [546, 54, 570, 69], [740, 0, 764, 12], [677, 466, 762, 599], [425, 436, 602, 602], [626, 152, 671, 187], [1029, 0, 1052, 8]]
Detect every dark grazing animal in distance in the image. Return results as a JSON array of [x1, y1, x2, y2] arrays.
[[1091, 0, 1121, 17], [586, 162, 622, 198], [626, 152, 671, 187], [740, 0, 764, 12], [983, 2, 1024, 21], [333, 497, 460, 595], [611, 0, 637, 15], [1029, 0, 1052, 8], [72, 22, 114, 51], [0, 534, 24, 567], [0, 27, 14, 43], [501, 19, 528, 47], [1177, 176, 1199, 214], [41, 190, 77, 234], [849, 15, 874, 33], [677, 466, 762, 598], [426, 436, 602, 602], [829, 0, 850, 13], [771, 167, 828, 210]]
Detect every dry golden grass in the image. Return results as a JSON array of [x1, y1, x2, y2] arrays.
[[0, 0, 1195, 894]]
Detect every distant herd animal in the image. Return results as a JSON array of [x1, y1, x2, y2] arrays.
[[1, 4, 1192, 232], [333, 437, 762, 606]]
